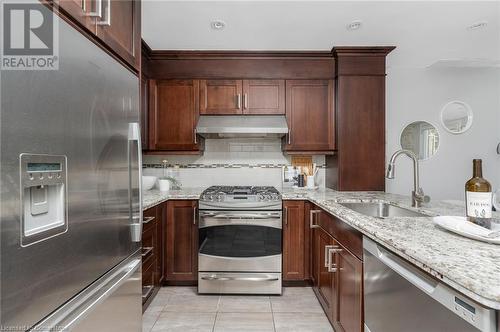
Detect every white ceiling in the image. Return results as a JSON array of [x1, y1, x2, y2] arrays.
[[142, 1, 500, 68]]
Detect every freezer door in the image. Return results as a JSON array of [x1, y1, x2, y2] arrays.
[[0, 11, 140, 329], [34, 252, 142, 332]]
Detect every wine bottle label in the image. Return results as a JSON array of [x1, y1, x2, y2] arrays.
[[466, 191, 492, 218]]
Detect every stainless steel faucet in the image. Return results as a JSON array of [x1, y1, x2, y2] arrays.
[[386, 149, 430, 207]]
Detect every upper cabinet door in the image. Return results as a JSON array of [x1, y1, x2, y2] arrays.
[[149, 80, 201, 151], [57, 0, 97, 34], [242, 80, 285, 115], [199, 80, 243, 115], [284, 80, 335, 153], [140, 76, 148, 150], [96, 0, 140, 71]]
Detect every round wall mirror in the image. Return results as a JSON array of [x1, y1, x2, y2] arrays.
[[440, 101, 473, 134], [400, 121, 440, 160]]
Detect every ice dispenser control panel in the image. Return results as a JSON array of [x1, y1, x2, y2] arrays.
[[20, 154, 68, 247]]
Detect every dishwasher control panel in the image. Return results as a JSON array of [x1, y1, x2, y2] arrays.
[[20, 154, 68, 247]]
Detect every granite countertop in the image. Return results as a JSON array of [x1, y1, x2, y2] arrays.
[[142, 187, 500, 309], [142, 188, 204, 210]]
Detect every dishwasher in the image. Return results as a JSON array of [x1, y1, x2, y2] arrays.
[[363, 237, 497, 332]]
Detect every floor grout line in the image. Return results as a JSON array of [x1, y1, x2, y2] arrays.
[[212, 311, 218, 332], [146, 310, 162, 332]]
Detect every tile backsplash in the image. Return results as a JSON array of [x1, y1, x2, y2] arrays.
[[142, 138, 325, 189]]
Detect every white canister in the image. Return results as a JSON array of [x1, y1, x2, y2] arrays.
[[306, 176, 315, 189], [158, 179, 170, 191]]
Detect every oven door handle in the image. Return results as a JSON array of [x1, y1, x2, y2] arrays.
[[200, 275, 279, 282], [199, 212, 281, 219], [198, 218, 282, 229]]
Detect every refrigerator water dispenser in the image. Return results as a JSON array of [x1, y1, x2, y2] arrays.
[[20, 154, 68, 246]]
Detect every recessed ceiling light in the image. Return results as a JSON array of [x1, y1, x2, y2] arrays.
[[211, 20, 226, 30], [346, 20, 362, 31], [467, 21, 488, 30]]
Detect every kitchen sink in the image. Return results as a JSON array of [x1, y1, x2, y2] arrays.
[[338, 202, 431, 218]]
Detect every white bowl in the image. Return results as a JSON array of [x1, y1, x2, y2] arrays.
[[142, 176, 157, 191]]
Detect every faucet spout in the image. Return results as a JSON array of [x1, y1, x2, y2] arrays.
[[386, 149, 429, 207], [386, 162, 395, 179]]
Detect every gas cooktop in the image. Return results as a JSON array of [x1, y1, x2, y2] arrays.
[[199, 186, 282, 210]]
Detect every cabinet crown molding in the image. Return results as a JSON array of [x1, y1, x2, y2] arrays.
[[146, 50, 334, 60], [332, 46, 396, 57]]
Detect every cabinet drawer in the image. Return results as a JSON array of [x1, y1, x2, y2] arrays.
[[143, 206, 157, 231], [142, 223, 156, 264], [317, 209, 362, 260], [142, 258, 155, 303]]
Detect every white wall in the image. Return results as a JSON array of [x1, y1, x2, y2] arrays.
[[386, 67, 500, 201]]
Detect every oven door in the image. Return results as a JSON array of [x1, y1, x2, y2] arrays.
[[198, 210, 282, 272]]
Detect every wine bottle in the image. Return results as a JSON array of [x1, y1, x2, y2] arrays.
[[465, 159, 492, 225]]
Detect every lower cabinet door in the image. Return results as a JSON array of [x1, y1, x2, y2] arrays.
[[283, 201, 305, 281], [335, 247, 363, 332], [155, 204, 165, 285], [311, 227, 320, 287], [165, 200, 198, 282], [315, 228, 337, 325]]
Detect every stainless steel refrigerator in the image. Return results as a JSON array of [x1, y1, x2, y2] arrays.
[[0, 9, 142, 332]]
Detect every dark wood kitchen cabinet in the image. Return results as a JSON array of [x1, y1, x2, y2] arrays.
[[148, 80, 203, 153], [95, 0, 141, 70], [140, 75, 149, 150], [165, 200, 198, 283], [283, 201, 305, 281], [334, 247, 363, 332], [315, 226, 337, 324], [142, 204, 163, 309], [283, 80, 335, 154], [54, 0, 141, 72], [199, 79, 285, 115], [326, 47, 394, 191], [199, 80, 243, 115], [310, 205, 363, 331], [57, 0, 97, 34], [155, 204, 166, 285], [242, 80, 285, 115]]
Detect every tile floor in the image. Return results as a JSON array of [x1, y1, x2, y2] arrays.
[[143, 287, 334, 332]]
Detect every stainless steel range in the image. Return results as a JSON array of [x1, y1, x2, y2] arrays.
[[198, 186, 282, 294]]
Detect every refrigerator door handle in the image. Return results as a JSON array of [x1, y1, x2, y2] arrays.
[[129, 122, 143, 243]]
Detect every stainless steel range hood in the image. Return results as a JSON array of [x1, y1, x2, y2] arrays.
[[196, 115, 289, 138]]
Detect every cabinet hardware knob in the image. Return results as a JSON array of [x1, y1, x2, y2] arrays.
[[284, 207, 288, 226], [309, 210, 321, 229], [237, 94, 242, 109], [86, 0, 102, 18]]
